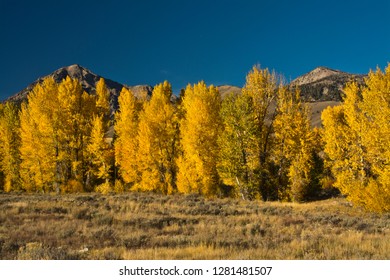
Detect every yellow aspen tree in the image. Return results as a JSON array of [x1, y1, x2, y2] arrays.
[[177, 81, 222, 197], [322, 65, 390, 212], [322, 83, 370, 208], [18, 78, 57, 191], [44, 77, 65, 192], [136, 81, 179, 194], [95, 77, 110, 119], [321, 105, 348, 180], [359, 67, 390, 212], [0, 102, 21, 192], [114, 87, 141, 186], [218, 93, 259, 199], [81, 77, 111, 191], [18, 76, 111, 193], [20, 104, 53, 192], [57, 76, 93, 191], [19, 77, 68, 192], [87, 115, 113, 194], [273, 86, 317, 201], [57, 76, 81, 185], [242, 66, 278, 200]]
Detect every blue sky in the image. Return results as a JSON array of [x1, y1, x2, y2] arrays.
[[1, 0, 389, 99]]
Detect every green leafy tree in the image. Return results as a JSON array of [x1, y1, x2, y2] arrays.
[[218, 93, 259, 199]]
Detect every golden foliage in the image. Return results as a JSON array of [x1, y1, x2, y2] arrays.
[[218, 93, 259, 199], [136, 81, 179, 194], [87, 115, 113, 188], [18, 76, 101, 192], [0, 102, 21, 192], [177, 82, 222, 197], [241, 66, 279, 200], [95, 181, 112, 195], [1, 64, 388, 214], [19, 78, 58, 192], [322, 65, 390, 212], [95, 78, 110, 117], [114, 87, 140, 185], [60, 179, 84, 193], [273, 86, 317, 202]]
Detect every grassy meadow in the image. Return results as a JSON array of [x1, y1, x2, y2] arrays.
[[0, 192, 388, 260]]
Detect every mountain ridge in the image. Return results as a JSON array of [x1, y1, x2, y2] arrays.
[[3, 64, 367, 106], [4, 64, 154, 111]]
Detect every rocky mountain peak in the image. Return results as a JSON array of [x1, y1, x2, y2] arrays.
[[290, 66, 366, 101], [291, 66, 342, 86], [4, 65, 156, 110], [51, 64, 105, 94], [54, 64, 91, 81]]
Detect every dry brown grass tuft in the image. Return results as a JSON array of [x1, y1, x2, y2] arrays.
[[0, 192, 388, 260]]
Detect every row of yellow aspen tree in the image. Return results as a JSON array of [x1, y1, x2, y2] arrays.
[[1, 65, 389, 212]]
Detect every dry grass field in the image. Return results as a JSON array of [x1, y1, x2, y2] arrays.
[[0, 192, 388, 260]]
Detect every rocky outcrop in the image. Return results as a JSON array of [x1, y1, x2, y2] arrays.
[[290, 66, 366, 101]]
